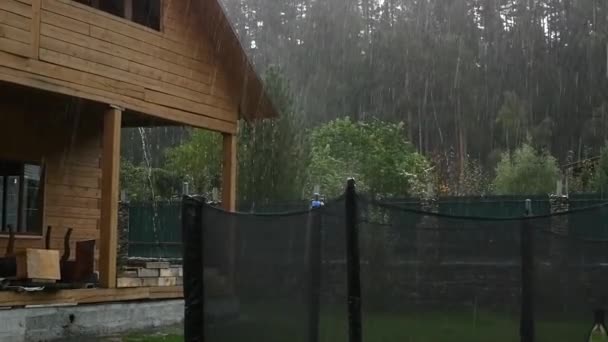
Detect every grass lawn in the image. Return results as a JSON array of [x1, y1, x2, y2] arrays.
[[125, 304, 595, 342]]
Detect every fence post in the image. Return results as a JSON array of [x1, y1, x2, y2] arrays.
[[520, 199, 535, 342], [182, 196, 205, 342], [345, 178, 362, 342], [307, 207, 322, 342]]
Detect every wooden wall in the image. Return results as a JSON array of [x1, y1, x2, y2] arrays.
[[0, 0, 240, 133], [0, 98, 102, 265]]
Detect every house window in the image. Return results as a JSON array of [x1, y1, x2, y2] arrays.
[[0, 161, 43, 234], [74, 0, 161, 31]]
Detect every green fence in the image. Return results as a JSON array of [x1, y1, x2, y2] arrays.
[[128, 201, 182, 258], [569, 193, 608, 239], [383, 195, 551, 217], [126, 194, 608, 259], [126, 200, 309, 258]]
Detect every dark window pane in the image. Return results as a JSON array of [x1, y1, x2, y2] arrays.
[[99, 0, 125, 17], [0, 176, 3, 232], [6, 176, 19, 232], [133, 0, 161, 31], [21, 165, 42, 234]]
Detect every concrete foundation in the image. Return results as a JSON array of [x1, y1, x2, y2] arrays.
[[0, 300, 184, 342], [0, 296, 240, 341]]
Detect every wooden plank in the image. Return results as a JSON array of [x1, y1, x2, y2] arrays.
[[44, 196, 100, 209], [47, 174, 101, 189], [45, 217, 99, 230], [0, 286, 183, 307], [38, 28, 229, 103], [38, 35, 225, 104], [46, 206, 101, 219], [43, 0, 209, 61], [0, 36, 30, 56], [148, 285, 184, 299], [99, 106, 121, 289], [46, 165, 102, 178], [145, 89, 236, 122], [0, 23, 30, 43], [40, 9, 89, 35], [46, 184, 101, 199], [88, 25, 214, 78], [16, 249, 61, 280], [37, 49, 146, 100], [0, 61, 237, 133], [42, 23, 219, 92], [0, 9, 32, 31], [0, 0, 33, 18], [31, 0, 40, 58], [222, 134, 237, 212], [39, 41, 231, 107]]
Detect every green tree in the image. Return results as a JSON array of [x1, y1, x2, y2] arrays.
[[120, 159, 182, 201], [165, 129, 222, 196], [238, 66, 309, 204], [307, 118, 431, 198], [493, 144, 560, 195], [165, 67, 307, 204]]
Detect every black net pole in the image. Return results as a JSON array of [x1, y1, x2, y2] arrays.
[[520, 199, 534, 342], [306, 209, 322, 342], [182, 196, 205, 342], [345, 179, 362, 342]]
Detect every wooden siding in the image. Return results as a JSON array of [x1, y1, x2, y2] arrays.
[[0, 101, 102, 265], [0, 0, 241, 133]]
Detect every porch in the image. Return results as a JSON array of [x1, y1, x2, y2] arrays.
[[0, 83, 234, 308]]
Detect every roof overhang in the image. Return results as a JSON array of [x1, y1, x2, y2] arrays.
[[198, 0, 278, 121]]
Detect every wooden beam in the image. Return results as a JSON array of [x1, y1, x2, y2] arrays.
[[31, 0, 41, 59], [221, 133, 237, 211], [0, 61, 237, 134], [0, 286, 183, 307], [99, 105, 122, 288]]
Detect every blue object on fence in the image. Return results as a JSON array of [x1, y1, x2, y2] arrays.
[[311, 193, 324, 209]]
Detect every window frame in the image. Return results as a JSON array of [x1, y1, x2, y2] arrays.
[[0, 159, 45, 237], [73, 0, 163, 32]]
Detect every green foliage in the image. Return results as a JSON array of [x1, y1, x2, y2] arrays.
[[238, 66, 309, 204], [120, 159, 181, 201], [460, 157, 494, 196], [566, 149, 597, 194], [121, 159, 150, 201], [164, 67, 308, 203], [307, 118, 431, 198], [493, 144, 560, 195], [496, 91, 528, 150], [593, 146, 608, 196], [165, 129, 222, 196]]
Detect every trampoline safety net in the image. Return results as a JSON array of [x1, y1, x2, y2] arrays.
[[182, 186, 608, 342]]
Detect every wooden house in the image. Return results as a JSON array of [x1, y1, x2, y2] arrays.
[[0, 0, 276, 307]]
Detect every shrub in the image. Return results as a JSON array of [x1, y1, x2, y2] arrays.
[[493, 144, 559, 195]]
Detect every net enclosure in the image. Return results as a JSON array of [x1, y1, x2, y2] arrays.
[[182, 183, 608, 342]]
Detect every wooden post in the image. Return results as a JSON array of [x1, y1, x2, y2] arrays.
[[222, 133, 237, 290], [31, 0, 41, 59], [222, 133, 237, 211], [99, 106, 122, 289]]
